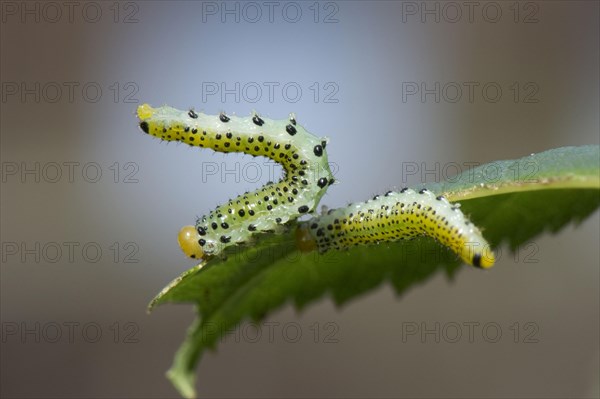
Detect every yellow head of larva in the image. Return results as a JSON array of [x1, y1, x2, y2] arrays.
[[177, 225, 204, 260]]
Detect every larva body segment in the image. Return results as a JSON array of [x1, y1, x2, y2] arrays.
[[137, 104, 334, 259], [297, 189, 495, 268]]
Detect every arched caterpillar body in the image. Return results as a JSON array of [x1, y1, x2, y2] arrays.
[[295, 189, 495, 268], [137, 104, 335, 259], [136, 104, 494, 268]]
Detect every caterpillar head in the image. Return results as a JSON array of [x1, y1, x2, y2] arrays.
[[177, 225, 204, 259], [177, 225, 218, 260]]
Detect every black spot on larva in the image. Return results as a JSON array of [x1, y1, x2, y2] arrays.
[[188, 110, 198, 119], [310, 223, 318, 229], [274, 143, 280, 150], [211, 222, 218, 230], [290, 117, 297, 125], [472, 253, 482, 268], [419, 188, 428, 194], [286, 124, 297, 135], [275, 217, 282, 223], [252, 115, 264, 126], [400, 187, 408, 193], [221, 222, 229, 229], [373, 195, 380, 200], [258, 135, 264, 142], [248, 137, 254, 143], [313, 145, 323, 157], [285, 144, 291, 150], [385, 191, 393, 196], [224, 142, 230, 147], [139, 122, 149, 133], [436, 195, 444, 201], [219, 113, 230, 123], [162, 127, 167, 133], [184, 127, 190, 132], [267, 205, 273, 211], [298, 205, 310, 213], [321, 140, 327, 149], [317, 178, 328, 188], [197, 226, 206, 236], [220, 235, 231, 244], [192, 128, 198, 134], [248, 210, 255, 216], [190, 254, 196, 259], [328, 178, 335, 185], [226, 131, 233, 139], [199, 239, 206, 246], [248, 224, 257, 231], [238, 209, 245, 217], [215, 133, 222, 140]]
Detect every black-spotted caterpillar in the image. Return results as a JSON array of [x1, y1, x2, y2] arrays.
[[137, 104, 335, 259], [296, 189, 494, 268], [137, 104, 494, 268]]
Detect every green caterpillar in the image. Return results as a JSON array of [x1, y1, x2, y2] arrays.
[[137, 104, 494, 268], [296, 189, 495, 268], [137, 104, 334, 259]]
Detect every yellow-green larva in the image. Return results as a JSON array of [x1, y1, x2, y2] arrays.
[[295, 188, 495, 268], [137, 104, 334, 259]]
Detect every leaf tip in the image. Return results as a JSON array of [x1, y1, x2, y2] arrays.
[[167, 367, 197, 399]]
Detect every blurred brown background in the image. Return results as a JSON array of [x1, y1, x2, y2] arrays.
[[1, 1, 598, 397]]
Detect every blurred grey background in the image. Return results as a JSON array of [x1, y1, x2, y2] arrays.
[[1, 1, 598, 397]]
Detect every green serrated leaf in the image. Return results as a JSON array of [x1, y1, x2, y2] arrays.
[[151, 145, 599, 398]]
